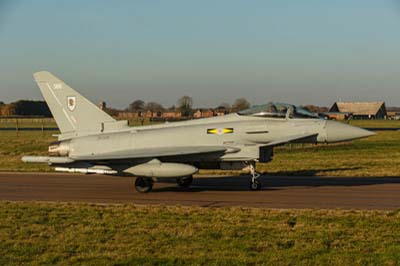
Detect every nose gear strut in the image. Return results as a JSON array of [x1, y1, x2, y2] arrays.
[[247, 161, 262, 191]]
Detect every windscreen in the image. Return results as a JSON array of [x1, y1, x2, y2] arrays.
[[238, 102, 320, 119]]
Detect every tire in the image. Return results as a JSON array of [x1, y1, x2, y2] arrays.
[[250, 179, 261, 191], [135, 177, 153, 193], [176, 175, 193, 188]]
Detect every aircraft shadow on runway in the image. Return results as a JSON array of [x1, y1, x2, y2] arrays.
[[152, 167, 400, 192]]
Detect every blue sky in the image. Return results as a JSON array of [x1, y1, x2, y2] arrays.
[[0, 0, 400, 108]]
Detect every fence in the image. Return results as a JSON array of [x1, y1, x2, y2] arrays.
[[0, 117, 58, 133]]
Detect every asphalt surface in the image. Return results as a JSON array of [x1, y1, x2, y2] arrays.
[[1, 172, 400, 209]]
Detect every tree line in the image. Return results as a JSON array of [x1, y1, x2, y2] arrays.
[[0, 98, 338, 118], [0, 97, 251, 117], [126, 96, 252, 117], [0, 100, 51, 117]]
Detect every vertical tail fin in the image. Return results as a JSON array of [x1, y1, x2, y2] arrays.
[[33, 71, 115, 134]]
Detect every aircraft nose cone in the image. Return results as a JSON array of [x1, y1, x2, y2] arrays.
[[325, 120, 376, 143]]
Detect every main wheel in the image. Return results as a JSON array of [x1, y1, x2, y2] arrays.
[[250, 179, 261, 191], [176, 175, 193, 188], [135, 177, 153, 193]]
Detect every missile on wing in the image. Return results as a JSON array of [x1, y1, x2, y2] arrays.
[[55, 167, 118, 175]]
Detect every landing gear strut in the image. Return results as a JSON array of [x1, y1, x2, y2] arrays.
[[248, 162, 261, 191], [135, 177, 153, 193], [176, 175, 193, 188]]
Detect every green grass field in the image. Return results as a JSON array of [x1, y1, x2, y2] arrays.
[[0, 201, 399, 266], [0, 131, 53, 172], [1, 128, 399, 177], [0, 117, 158, 128], [348, 119, 400, 128]]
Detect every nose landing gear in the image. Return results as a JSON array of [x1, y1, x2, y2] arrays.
[[248, 162, 262, 191]]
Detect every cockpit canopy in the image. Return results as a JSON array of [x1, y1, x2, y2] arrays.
[[238, 102, 320, 119]]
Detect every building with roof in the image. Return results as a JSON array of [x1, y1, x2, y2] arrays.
[[193, 109, 214, 118], [329, 101, 387, 119], [161, 111, 182, 119], [387, 111, 400, 120], [322, 112, 352, 121], [215, 106, 229, 116]]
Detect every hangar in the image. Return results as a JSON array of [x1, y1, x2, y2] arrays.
[[329, 102, 387, 119]]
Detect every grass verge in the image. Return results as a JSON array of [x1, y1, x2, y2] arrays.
[[0, 201, 399, 266]]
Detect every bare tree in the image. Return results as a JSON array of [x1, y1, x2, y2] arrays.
[[177, 96, 193, 117], [232, 98, 250, 112], [219, 102, 231, 110], [145, 102, 164, 118], [128, 100, 145, 112], [168, 105, 176, 111]]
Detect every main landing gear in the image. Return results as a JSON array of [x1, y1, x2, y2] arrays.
[[176, 175, 193, 188], [135, 177, 154, 193], [135, 175, 194, 193], [248, 162, 262, 191]]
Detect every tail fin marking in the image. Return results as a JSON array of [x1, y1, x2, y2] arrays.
[[33, 71, 116, 134]]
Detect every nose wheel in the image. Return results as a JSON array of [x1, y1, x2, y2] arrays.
[[248, 162, 262, 191], [135, 177, 153, 193], [250, 179, 261, 190]]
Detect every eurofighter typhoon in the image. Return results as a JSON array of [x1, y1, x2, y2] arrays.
[[23, 71, 375, 192]]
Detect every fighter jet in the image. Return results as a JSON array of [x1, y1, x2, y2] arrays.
[[23, 71, 375, 192]]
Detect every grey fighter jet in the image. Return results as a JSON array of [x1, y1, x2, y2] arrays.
[[23, 71, 375, 192]]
